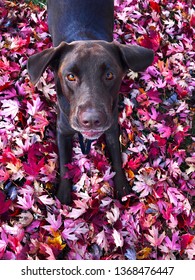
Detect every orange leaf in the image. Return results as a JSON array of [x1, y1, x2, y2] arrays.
[[137, 247, 152, 259]]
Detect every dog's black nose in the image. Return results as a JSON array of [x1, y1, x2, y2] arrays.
[[78, 107, 105, 129]]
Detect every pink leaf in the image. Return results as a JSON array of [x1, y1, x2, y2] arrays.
[[38, 195, 55, 205], [62, 227, 78, 241], [0, 99, 19, 119], [42, 213, 62, 233], [39, 243, 56, 260], [95, 230, 109, 252], [27, 96, 43, 116], [155, 123, 172, 138], [113, 229, 124, 248], [166, 160, 181, 179], [106, 205, 120, 224], [145, 226, 165, 247], [17, 193, 34, 210]]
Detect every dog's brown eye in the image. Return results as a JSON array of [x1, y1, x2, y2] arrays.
[[67, 74, 76, 81], [105, 72, 114, 80]]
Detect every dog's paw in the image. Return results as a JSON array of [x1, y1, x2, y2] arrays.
[[56, 179, 72, 205], [114, 174, 132, 200]]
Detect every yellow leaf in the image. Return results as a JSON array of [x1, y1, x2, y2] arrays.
[[126, 169, 135, 180], [45, 182, 53, 190], [137, 247, 151, 260], [47, 231, 66, 250]]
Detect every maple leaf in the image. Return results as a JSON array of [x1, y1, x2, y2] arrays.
[[167, 188, 191, 216], [42, 213, 62, 233], [64, 163, 82, 183], [0, 191, 11, 214], [62, 219, 88, 241], [39, 243, 56, 260], [159, 232, 180, 253], [0, 238, 7, 259], [149, 0, 161, 13], [47, 232, 66, 250], [138, 108, 150, 121], [166, 160, 181, 179], [62, 227, 78, 241], [103, 167, 115, 181], [127, 155, 145, 171], [1, 147, 19, 165], [137, 247, 152, 260], [10, 36, 30, 52], [133, 169, 155, 197], [68, 200, 88, 219], [0, 75, 12, 91], [95, 230, 109, 252], [168, 214, 178, 229], [40, 160, 56, 182], [125, 248, 136, 260], [74, 222, 89, 236], [185, 241, 195, 260], [137, 28, 161, 51], [30, 113, 49, 136], [190, 13, 195, 27], [26, 96, 43, 116], [113, 229, 124, 248], [17, 193, 34, 210], [157, 200, 173, 220], [144, 226, 165, 247], [180, 234, 194, 251], [6, 161, 24, 180], [0, 168, 10, 182], [155, 123, 172, 138], [23, 157, 45, 180], [106, 205, 120, 224], [38, 195, 55, 205], [0, 99, 19, 119]]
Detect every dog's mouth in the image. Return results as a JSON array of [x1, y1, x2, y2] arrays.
[[80, 130, 104, 140]]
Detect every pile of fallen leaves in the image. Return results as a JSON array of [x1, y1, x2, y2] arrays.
[[0, 0, 195, 260]]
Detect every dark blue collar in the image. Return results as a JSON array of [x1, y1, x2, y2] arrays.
[[78, 133, 93, 155]]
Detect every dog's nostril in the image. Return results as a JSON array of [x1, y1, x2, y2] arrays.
[[78, 109, 104, 129], [80, 117, 101, 128], [83, 119, 91, 126], [94, 120, 101, 126]]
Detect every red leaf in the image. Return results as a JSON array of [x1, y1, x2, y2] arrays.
[[0, 169, 10, 182], [23, 158, 45, 178], [0, 191, 11, 214], [64, 163, 82, 183], [190, 14, 195, 27], [149, 1, 161, 13], [128, 155, 147, 171], [0, 147, 19, 165], [138, 29, 161, 51], [181, 234, 194, 251]]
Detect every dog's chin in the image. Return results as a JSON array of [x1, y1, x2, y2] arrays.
[[80, 130, 104, 140]]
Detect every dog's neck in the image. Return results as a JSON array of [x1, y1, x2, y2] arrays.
[[47, 0, 114, 46], [59, 27, 113, 44]]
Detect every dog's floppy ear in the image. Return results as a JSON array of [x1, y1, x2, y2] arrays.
[[27, 42, 71, 84], [116, 42, 154, 72]]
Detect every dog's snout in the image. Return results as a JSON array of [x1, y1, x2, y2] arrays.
[[78, 107, 105, 129]]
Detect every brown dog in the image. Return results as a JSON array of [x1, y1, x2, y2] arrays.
[[28, 0, 154, 204]]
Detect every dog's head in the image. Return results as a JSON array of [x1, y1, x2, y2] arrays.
[[28, 41, 154, 139]]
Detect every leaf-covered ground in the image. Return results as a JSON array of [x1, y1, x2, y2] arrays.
[[0, 0, 195, 260]]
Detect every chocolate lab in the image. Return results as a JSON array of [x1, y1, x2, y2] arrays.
[[27, 0, 154, 204]]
